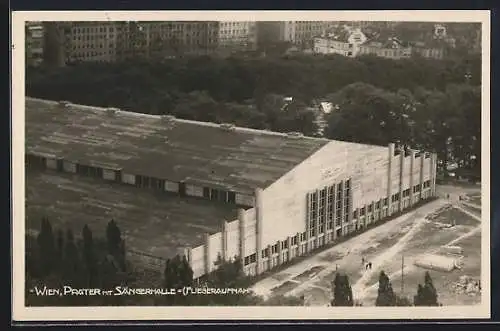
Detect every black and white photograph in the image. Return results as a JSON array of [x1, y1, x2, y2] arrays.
[[12, 10, 490, 321]]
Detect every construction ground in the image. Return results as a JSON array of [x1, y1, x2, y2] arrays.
[[250, 183, 482, 306]]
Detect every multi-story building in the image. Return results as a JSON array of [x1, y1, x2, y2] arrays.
[[313, 28, 367, 57], [411, 46, 445, 60], [26, 97, 438, 278], [43, 21, 226, 64], [66, 22, 119, 62], [358, 40, 413, 60], [218, 21, 257, 52], [116, 21, 220, 59], [25, 22, 44, 66], [42, 21, 119, 65], [256, 21, 334, 48]]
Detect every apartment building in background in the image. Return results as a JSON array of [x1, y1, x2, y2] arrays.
[[218, 21, 257, 52], [41, 21, 258, 65], [357, 39, 413, 60], [257, 21, 334, 48], [25, 22, 44, 66], [313, 28, 367, 57], [115, 21, 221, 59], [314, 24, 446, 61]]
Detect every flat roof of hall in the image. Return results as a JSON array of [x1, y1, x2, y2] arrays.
[[26, 170, 239, 260], [26, 98, 331, 195]]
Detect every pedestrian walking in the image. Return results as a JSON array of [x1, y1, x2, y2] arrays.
[[361, 256, 365, 266]]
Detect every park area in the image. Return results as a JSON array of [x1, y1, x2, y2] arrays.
[[250, 184, 482, 306]]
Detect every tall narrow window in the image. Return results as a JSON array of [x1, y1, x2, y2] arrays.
[[228, 191, 236, 204]]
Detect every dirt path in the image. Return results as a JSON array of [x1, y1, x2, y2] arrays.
[[454, 204, 482, 223], [459, 201, 481, 210], [358, 223, 481, 302], [351, 212, 428, 301]]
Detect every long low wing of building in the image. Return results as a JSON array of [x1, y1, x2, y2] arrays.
[[25, 97, 437, 279]]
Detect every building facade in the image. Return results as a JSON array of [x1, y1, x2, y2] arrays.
[[187, 142, 437, 278], [358, 42, 413, 59], [25, 22, 44, 66], [26, 98, 437, 280], [218, 21, 257, 52], [43, 21, 250, 65], [257, 21, 334, 48], [313, 29, 367, 57], [412, 47, 445, 60]]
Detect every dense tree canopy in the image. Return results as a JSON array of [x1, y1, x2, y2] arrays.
[[325, 82, 481, 174], [27, 54, 480, 108]]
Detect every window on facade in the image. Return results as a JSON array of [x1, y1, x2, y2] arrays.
[[376, 201, 381, 209], [328, 204, 334, 220], [300, 232, 306, 242], [249, 253, 256, 264], [368, 205, 373, 213], [157, 179, 165, 190], [353, 210, 358, 219], [218, 190, 228, 202], [228, 191, 236, 204], [203, 187, 210, 198], [262, 249, 269, 258], [272, 244, 278, 254]]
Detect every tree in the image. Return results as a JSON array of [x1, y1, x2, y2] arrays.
[[62, 229, 80, 282], [324, 83, 405, 146], [414, 271, 439, 306], [36, 217, 56, 276], [106, 219, 126, 271], [375, 271, 397, 306], [55, 229, 64, 269], [331, 273, 354, 306], [82, 224, 97, 287]]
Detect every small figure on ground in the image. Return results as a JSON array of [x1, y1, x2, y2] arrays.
[[368, 262, 373, 270], [361, 256, 365, 266]]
